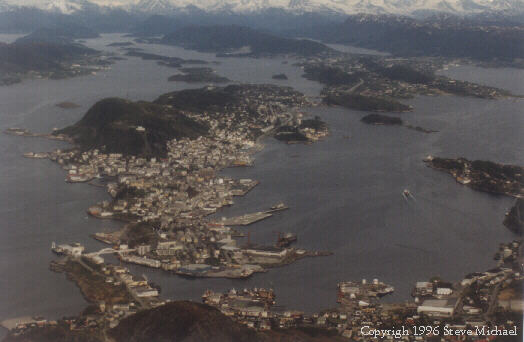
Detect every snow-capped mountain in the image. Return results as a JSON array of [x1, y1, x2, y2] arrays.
[[126, 0, 524, 15], [2, 0, 523, 16], [5, 0, 85, 14]]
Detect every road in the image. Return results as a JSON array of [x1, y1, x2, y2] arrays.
[[348, 79, 364, 94]]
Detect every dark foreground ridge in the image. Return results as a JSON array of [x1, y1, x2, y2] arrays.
[[3, 301, 345, 342], [109, 301, 346, 342], [109, 301, 261, 342], [57, 98, 208, 157]]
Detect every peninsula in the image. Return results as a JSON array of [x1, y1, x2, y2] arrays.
[[424, 156, 523, 198], [302, 55, 516, 113], [0, 25, 112, 85], [10, 84, 330, 281]]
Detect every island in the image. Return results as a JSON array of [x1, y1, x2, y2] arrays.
[[424, 156, 524, 234], [168, 67, 230, 83], [124, 48, 208, 68], [107, 42, 134, 47], [361, 114, 437, 133], [325, 94, 412, 112], [360, 114, 403, 125], [272, 73, 288, 80], [424, 156, 523, 198], [55, 101, 81, 109]]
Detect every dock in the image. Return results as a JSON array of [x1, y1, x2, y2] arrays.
[[268, 202, 289, 212], [1, 317, 38, 330], [220, 211, 273, 226], [216, 202, 288, 226]]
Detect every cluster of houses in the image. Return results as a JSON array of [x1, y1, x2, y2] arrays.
[[202, 287, 313, 331], [330, 242, 523, 341], [197, 239, 522, 342], [43, 85, 326, 279]]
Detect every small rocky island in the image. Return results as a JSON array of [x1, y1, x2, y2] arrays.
[[124, 48, 208, 68], [107, 41, 134, 47], [272, 73, 288, 80], [361, 114, 437, 133], [55, 101, 81, 109], [361, 114, 402, 125], [168, 67, 230, 83]]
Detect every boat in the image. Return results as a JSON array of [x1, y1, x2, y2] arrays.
[[270, 202, 288, 211], [402, 189, 412, 199], [51, 242, 66, 256], [276, 232, 297, 248]]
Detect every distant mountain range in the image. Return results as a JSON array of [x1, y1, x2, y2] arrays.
[[15, 22, 99, 44], [162, 25, 333, 57], [1, 0, 523, 16], [0, 1, 522, 64], [307, 13, 524, 61]]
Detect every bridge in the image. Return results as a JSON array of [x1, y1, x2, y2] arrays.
[[85, 247, 136, 257]]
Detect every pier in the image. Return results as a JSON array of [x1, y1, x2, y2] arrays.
[[219, 211, 273, 226], [217, 202, 288, 226]]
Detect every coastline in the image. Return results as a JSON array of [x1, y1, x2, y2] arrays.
[[4, 85, 332, 284], [0, 33, 520, 336]]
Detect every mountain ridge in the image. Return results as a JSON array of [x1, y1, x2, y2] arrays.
[[2, 0, 523, 16]]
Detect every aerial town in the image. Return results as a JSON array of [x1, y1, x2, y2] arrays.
[[2, 68, 522, 341], [6, 84, 330, 280], [3, 239, 522, 341]]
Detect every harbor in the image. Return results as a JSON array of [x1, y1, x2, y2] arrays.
[[0, 32, 522, 337]]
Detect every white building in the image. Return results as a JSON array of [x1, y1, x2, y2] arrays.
[[417, 299, 456, 317]]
